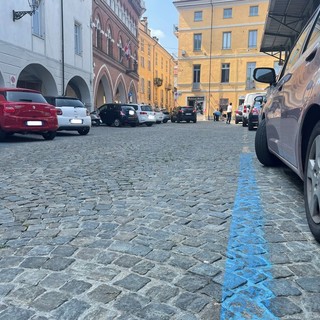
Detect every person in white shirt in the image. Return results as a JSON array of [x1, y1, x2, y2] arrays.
[[226, 102, 232, 124]]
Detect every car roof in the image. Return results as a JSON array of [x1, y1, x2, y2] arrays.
[[0, 87, 40, 93]]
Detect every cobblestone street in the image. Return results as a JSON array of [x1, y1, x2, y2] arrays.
[[0, 121, 320, 320]]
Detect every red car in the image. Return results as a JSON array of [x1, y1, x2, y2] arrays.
[[0, 88, 58, 141]]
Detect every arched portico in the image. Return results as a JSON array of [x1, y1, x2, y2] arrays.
[[17, 64, 57, 95]]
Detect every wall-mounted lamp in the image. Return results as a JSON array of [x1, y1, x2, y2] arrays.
[[13, 0, 41, 21]]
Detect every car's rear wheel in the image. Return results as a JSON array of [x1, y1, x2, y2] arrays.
[[235, 119, 238, 124], [146, 123, 153, 127], [248, 120, 254, 131], [78, 128, 90, 135], [193, 119, 197, 123], [255, 119, 280, 166], [0, 128, 7, 142], [113, 119, 121, 127], [42, 131, 56, 140], [304, 121, 320, 243], [163, 119, 168, 123]]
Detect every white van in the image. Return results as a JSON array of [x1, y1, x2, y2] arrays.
[[242, 92, 266, 127]]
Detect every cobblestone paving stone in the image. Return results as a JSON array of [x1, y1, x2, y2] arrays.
[[0, 121, 319, 319]]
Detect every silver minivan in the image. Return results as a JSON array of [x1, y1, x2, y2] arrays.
[[253, 5, 320, 242]]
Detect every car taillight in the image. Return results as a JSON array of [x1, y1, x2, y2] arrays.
[[251, 108, 259, 115], [243, 106, 247, 113], [4, 106, 15, 113], [50, 108, 58, 116], [178, 110, 183, 113], [120, 111, 125, 116], [140, 111, 147, 115], [56, 108, 62, 115], [192, 109, 196, 113]]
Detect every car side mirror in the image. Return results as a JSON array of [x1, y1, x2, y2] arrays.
[[253, 68, 276, 85]]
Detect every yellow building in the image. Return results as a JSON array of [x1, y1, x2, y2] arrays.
[[138, 17, 175, 110], [173, 0, 279, 118]]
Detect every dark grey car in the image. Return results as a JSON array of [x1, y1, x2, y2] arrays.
[[253, 5, 320, 242]]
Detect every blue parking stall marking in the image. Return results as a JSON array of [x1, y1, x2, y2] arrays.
[[220, 153, 279, 320]]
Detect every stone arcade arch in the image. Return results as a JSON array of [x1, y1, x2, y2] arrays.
[[17, 64, 57, 95], [65, 76, 92, 108], [94, 70, 113, 108]]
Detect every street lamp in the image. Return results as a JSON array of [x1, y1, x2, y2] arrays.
[[13, 0, 41, 21]]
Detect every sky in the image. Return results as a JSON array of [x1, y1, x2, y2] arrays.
[[143, 0, 179, 57]]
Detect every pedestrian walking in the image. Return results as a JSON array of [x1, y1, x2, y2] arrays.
[[226, 102, 232, 124]]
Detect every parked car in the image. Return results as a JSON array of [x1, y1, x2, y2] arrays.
[[253, 6, 320, 242], [130, 104, 156, 126], [154, 108, 164, 124], [45, 96, 91, 135], [242, 92, 266, 127], [171, 106, 197, 123], [161, 109, 170, 123], [90, 110, 102, 126], [0, 88, 58, 141], [247, 95, 266, 130], [98, 103, 139, 127], [235, 105, 243, 124]]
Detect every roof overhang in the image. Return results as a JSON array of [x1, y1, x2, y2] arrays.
[[260, 0, 320, 61]]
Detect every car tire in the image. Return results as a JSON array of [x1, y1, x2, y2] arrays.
[[42, 131, 56, 140], [248, 120, 254, 131], [171, 118, 175, 123], [235, 119, 238, 124], [187, 120, 190, 123], [177, 119, 180, 123], [163, 119, 168, 123], [146, 123, 153, 127], [193, 119, 197, 123], [0, 128, 7, 142], [78, 128, 90, 135], [255, 119, 280, 166], [113, 119, 121, 127], [242, 119, 247, 127], [304, 121, 320, 243], [130, 123, 136, 127]]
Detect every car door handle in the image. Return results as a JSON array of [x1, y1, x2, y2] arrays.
[[306, 49, 317, 62]]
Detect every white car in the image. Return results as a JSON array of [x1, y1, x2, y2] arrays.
[[242, 92, 266, 127], [130, 104, 156, 126], [45, 96, 91, 135], [154, 108, 164, 124]]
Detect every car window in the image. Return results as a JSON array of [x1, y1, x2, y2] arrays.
[[181, 107, 194, 112], [280, 19, 313, 77], [304, 13, 320, 52], [6, 91, 47, 103], [55, 98, 85, 108], [141, 105, 152, 111], [122, 106, 134, 111], [131, 105, 138, 111]]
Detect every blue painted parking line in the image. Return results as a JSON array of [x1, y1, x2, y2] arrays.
[[220, 153, 279, 320]]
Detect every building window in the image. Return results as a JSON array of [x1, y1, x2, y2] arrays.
[[221, 63, 230, 83], [107, 27, 113, 57], [148, 60, 151, 71], [249, 6, 259, 16], [193, 64, 201, 89], [248, 30, 257, 48], [74, 22, 82, 55], [222, 32, 231, 49], [141, 38, 144, 52], [223, 8, 232, 19], [141, 56, 145, 68], [96, 23, 102, 50], [193, 33, 202, 51], [141, 78, 145, 94], [194, 11, 203, 21], [246, 62, 256, 89], [32, 5, 43, 37], [148, 80, 151, 100]]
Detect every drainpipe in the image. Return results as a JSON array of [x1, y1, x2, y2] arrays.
[[61, 0, 65, 95], [208, 0, 213, 120]]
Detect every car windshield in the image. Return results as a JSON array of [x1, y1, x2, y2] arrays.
[[141, 105, 153, 111], [6, 91, 47, 103], [122, 106, 135, 111], [181, 107, 194, 112], [55, 98, 85, 108]]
